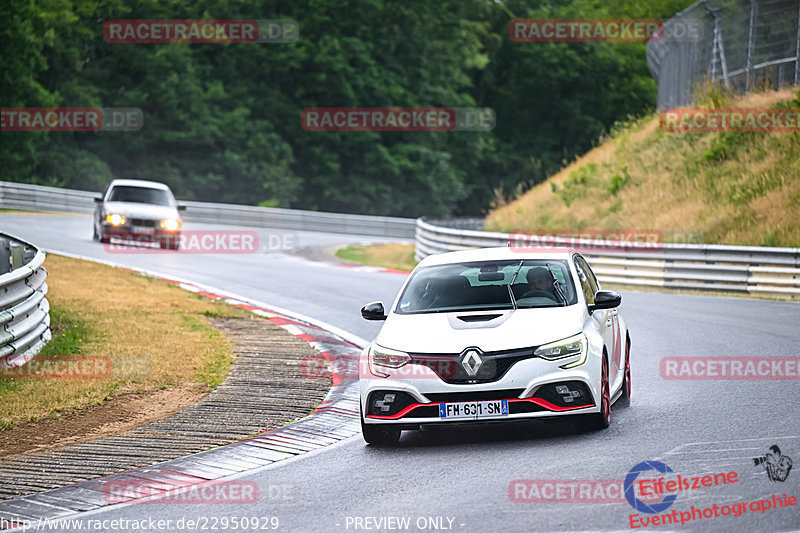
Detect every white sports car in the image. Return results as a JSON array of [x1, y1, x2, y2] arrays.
[[359, 247, 631, 445]]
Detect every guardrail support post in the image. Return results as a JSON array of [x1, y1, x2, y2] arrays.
[[0, 239, 9, 275], [10, 244, 23, 270]]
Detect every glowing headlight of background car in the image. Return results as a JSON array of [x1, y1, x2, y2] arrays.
[[368, 344, 411, 378], [160, 218, 181, 231], [534, 333, 587, 369], [105, 213, 126, 226]]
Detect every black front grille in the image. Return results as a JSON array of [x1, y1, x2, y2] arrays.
[[509, 401, 547, 414], [424, 389, 525, 403], [407, 405, 439, 418], [128, 218, 157, 227], [409, 346, 538, 384]]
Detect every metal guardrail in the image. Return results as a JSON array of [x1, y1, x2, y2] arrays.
[[415, 218, 800, 299], [2, 181, 798, 298], [0, 233, 51, 365], [0, 181, 416, 239]]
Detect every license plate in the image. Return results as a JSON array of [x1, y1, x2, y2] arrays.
[[131, 226, 155, 234], [438, 399, 509, 419]]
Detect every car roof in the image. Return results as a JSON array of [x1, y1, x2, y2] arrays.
[[108, 179, 172, 191], [416, 247, 576, 268]]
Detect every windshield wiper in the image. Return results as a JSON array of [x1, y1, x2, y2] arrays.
[[546, 262, 568, 306], [507, 261, 523, 310]]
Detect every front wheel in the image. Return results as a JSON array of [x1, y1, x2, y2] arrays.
[[580, 356, 610, 431], [360, 405, 400, 446]]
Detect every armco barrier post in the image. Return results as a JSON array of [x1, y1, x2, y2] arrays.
[[0, 239, 9, 275], [10, 244, 23, 270]]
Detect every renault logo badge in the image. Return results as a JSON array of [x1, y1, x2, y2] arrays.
[[461, 348, 483, 376]]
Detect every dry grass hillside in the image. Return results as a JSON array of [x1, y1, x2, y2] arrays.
[[486, 88, 800, 246]]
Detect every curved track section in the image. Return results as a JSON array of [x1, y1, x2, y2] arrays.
[[1, 213, 799, 533]]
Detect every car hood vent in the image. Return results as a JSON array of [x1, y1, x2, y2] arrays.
[[447, 310, 512, 330], [457, 314, 502, 323]]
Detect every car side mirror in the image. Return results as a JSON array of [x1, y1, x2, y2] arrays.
[[588, 290, 621, 314], [94, 197, 103, 203], [361, 301, 387, 321], [177, 205, 187, 211]]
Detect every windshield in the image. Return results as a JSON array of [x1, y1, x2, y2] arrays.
[[107, 185, 173, 206], [395, 259, 577, 314]]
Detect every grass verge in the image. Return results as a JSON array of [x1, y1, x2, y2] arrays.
[[0, 254, 248, 430], [336, 243, 417, 272]]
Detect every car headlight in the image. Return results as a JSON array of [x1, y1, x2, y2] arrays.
[[368, 344, 411, 378], [534, 333, 587, 368], [160, 218, 181, 231], [105, 213, 126, 226]]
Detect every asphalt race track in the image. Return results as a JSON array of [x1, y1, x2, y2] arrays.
[[2, 213, 800, 533]]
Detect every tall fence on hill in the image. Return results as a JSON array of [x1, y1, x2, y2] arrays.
[[648, 0, 800, 108]]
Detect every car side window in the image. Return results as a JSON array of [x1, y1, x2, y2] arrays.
[[577, 255, 600, 292], [573, 258, 595, 306]]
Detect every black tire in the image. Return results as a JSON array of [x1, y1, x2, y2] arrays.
[[92, 222, 98, 241], [100, 230, 110, 244], [581, 355, 610, 431], [360, 405, 400, 446], [619, 336, 631, 406]]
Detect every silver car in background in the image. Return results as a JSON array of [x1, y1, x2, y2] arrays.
[[93, 179, 185, 250]]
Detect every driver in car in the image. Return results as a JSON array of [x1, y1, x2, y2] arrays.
[[525, 267, 556, 299]]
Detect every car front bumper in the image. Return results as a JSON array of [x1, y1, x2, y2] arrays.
[[360, 351, 603, 426]]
